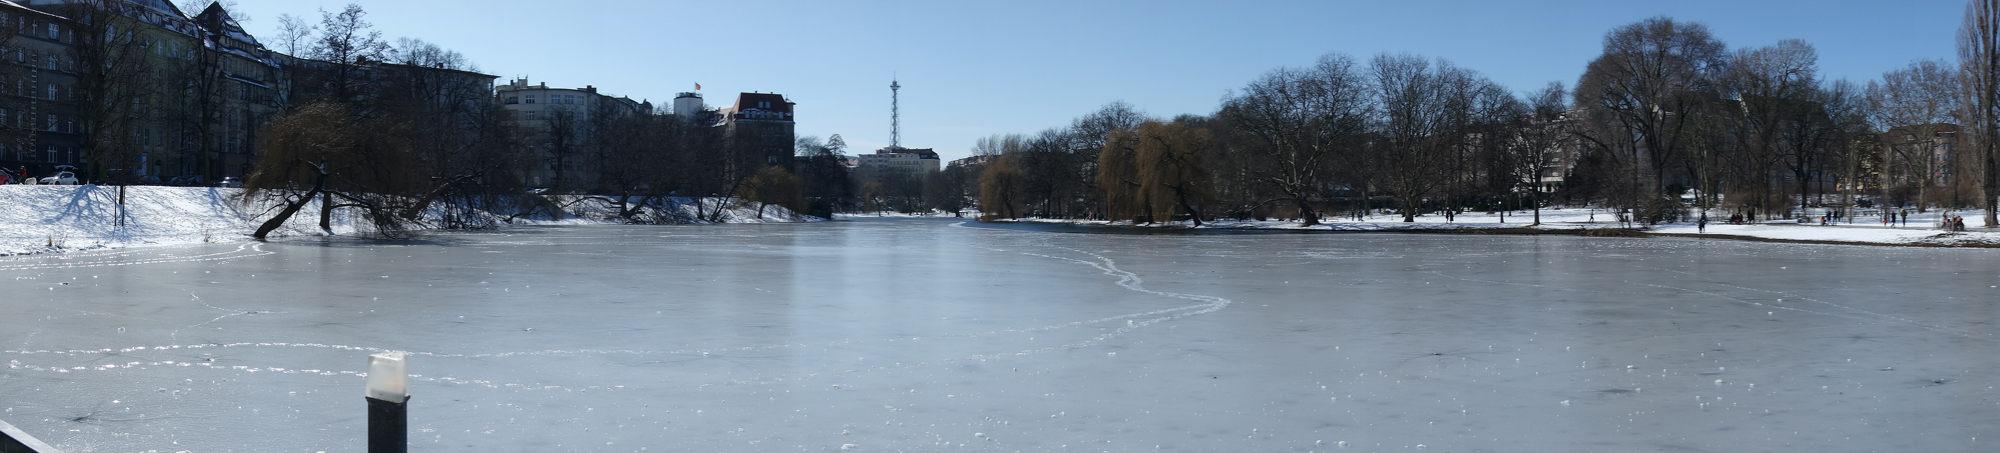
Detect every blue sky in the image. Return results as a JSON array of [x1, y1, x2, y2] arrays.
[[226, 0, 1968, 162]]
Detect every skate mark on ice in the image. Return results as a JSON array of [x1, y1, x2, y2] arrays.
[[0, 243, 271, 272]]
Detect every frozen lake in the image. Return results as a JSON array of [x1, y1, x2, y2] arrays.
[[2, 220, 1996, 452]]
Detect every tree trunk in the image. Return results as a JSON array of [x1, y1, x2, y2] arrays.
[[1532, 190, 1542, 226], [1173, 185, 1202, 227], [254, 173, 330, 240], [319, 191, 334, 233], [1293, 194, 1319, 226], [401, 174, 474, 220]]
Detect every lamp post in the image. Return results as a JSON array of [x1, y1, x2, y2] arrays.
[[365, 352, 408, 453]]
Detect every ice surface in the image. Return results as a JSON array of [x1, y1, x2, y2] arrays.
[[1, 219, 1996, 452]]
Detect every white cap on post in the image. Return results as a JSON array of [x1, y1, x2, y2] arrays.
[[365, 351, 409, 403]]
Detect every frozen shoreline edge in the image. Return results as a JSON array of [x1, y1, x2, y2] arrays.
[[1, 185, 817, 257], [965, 217, 2000, 248]]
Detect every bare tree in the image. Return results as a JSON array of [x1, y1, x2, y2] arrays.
[[1867, 60, 1960, 212], [0, 3, 33, 175], [1574, 17, 1727, 218], [796, 134, 857, 217], [1370, 54, 1478, 222], [53, 0, 158, 228], [1960, 0, 2000, 227], [541, 105, 582, 191], [1729, 40, 1824, 216], [1218, 53, 1371, 225], [1517, 83, 1573, 225], [274, 13, 314, 56], [304, 4, 388, 104], [1819, 79, 1873, 221]]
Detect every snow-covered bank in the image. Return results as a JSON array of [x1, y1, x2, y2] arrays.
[[0, 185, 812, 255], [982, 207, 2000, 247]]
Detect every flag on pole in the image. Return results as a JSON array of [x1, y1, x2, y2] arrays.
[[695, 83, 702, 90]]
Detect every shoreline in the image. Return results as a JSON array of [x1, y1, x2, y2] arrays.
[[968, 217, 2000, 248]]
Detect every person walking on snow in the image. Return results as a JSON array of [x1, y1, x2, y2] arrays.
[[1698, 215, 1708, 233]]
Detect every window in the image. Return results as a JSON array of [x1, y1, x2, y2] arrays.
[[504, 96, 518, 104], [525, 95, 535, 104], [47, 24, 56, 40], [758, 101, 770, 108], [44, 115, 52, 131]]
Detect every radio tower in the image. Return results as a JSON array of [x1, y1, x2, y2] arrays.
[[890, 78, 902, 149]]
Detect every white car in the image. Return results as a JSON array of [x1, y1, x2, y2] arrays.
[[39, 171, 79, 185]]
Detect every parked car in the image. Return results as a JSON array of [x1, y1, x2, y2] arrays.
[[39, 171, 79, 185], [217, 177, 241, 188]]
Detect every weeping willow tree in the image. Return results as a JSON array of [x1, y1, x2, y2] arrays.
[[1136, 121, 1213, 226], [241, 103, 424, 239], [1098, 120, 1214, 226], [977, 153, 1025, 219], [1097, 127, 1144, 222], [740, 166, 805, 220]]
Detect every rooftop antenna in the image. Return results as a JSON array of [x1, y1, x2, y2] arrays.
[[890, 77, 901, 149]]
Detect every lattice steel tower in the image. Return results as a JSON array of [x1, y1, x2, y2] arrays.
[[890, 78, 902, 149]]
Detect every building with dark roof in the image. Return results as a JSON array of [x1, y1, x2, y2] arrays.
[[717, 92, 796, 170]]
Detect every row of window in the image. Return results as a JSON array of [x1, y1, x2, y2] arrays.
[[0, 108, 77, 134], [3, 13, 72, 43], [8, 80, 68, 100], [502, 93, 589, 105], [0, 145, 79, 165]]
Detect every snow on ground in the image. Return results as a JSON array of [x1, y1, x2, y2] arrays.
[[990, 207, 2000, 247], [0, 185, 811, 255]]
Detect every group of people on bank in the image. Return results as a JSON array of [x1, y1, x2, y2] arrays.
[[1695, 208, 1975, 233]]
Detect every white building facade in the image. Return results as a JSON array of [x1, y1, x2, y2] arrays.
[[496, 78, 651, 189]]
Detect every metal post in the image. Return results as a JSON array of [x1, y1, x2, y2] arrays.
[[365, 352, 408, 453], [366, 397, 406, 453]]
